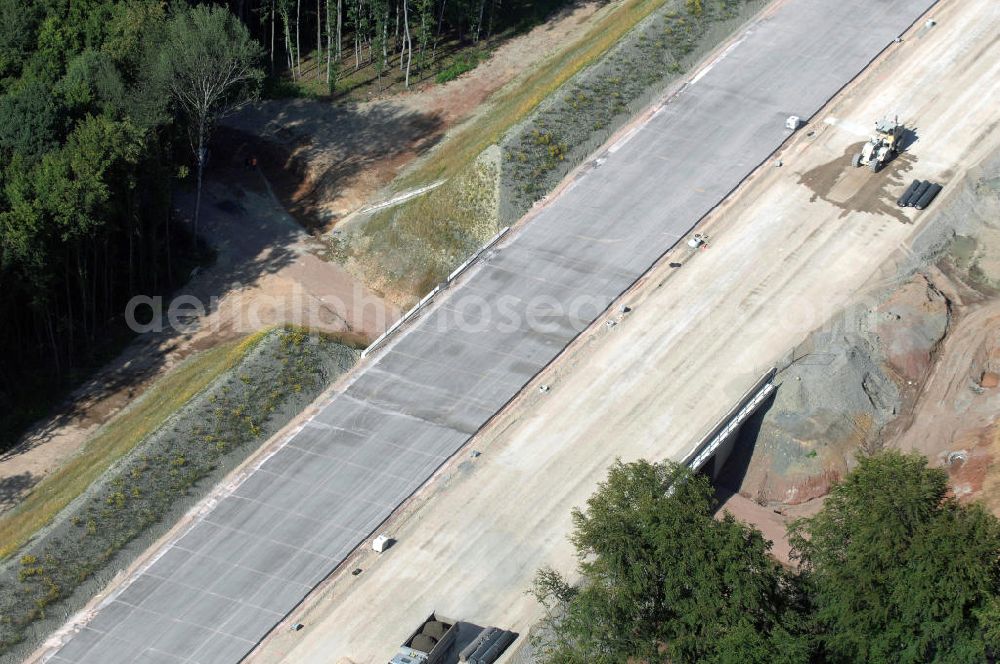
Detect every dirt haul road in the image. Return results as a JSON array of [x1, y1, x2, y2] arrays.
[[250, 1, 1000, 662]]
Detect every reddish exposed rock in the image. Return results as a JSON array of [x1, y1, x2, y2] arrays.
[[876, 273, 950, 383]]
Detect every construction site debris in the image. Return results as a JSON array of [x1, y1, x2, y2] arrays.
[[459, 627, 517, 664]]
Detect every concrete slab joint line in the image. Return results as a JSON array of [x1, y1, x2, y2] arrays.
[[43, 1, 941, 662], [362, 226, 512, 359], [447, 226, 512, 283]]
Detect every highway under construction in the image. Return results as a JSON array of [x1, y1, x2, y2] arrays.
[[38, 0, 1000, 662]]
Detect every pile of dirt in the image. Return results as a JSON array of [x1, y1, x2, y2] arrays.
[[725, 150, 1000, 510], [722, 327, 901, 506], [724, 270, 957, 506], [875, 273, 950, 383]]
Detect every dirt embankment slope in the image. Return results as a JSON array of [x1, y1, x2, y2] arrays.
[[722, 142, 1000, 513]]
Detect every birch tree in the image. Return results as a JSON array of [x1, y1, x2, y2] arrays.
[[295, 0, 302, 77], [277, 0, 295, 75], [316, 0, 322, 77], [402, 0, 412, 87], [159, 4, 264, 238]]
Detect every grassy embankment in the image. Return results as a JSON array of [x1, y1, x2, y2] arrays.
[[353, 0, 672, 301], [408, 0, 672, 185], [0, 332, 267, 560], [0, 326, 367, 562], [1, 327, 362, 655]]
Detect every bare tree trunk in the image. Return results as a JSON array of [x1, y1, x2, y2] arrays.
[[382, 11, 388, 66], [46, 312, 60, 377], [270, 0, 276, 74], [336, 0, 342, 60], [354, 0, 361, 70], [165, 194, 171, 286], [474, 0, 485, 43], [326, 0, 333, 91], [433, 0, 446, 61], [317, 0, 323, 79], [486, 0, 497, 41], [296, 0, 302, 78], [283, 9, 295, 76], [396, 7, 406, 71], [194, 122, 206, 242], [403, 0, 411, 87]]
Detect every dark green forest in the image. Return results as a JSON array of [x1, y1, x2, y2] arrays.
[[0, 0, 572, 449], [532, 452, 1000, 664]]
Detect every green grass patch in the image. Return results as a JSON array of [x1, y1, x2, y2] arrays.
[[356, 149, 501, 301], [261, 74, 324, 99], [436, 50, 489, 83], [0, 327, 358, 655], [0, 334, 260, 562]]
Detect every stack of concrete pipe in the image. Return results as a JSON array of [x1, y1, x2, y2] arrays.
[[897, 179, 943, 210], [459, 627, 517, 664]]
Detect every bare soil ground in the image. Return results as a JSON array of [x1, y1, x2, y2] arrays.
[[225, 2, 605, 227], [0, 4, 604, 514], [0, 166, 397, 515], [894, 292, 1000, 509], [247, 2, 1000, 662]]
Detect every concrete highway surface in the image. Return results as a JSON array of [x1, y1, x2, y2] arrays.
[[260, 1, 1000, 661], [45, 0, 938, 662]]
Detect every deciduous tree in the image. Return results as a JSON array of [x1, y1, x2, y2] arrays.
[[157, 4, 263, 238], [790, 451, 1000, 663], [533, 460, 811, 664]]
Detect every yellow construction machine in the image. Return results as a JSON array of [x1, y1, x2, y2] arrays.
[[852, 116, 905, 172]]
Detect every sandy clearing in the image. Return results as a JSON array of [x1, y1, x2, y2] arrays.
[[246, 2, 1000, 661]]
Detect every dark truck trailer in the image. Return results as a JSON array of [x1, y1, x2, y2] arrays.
[[914, 183, 943, 210], [389, 613, 458, 664], [905, 180, 932, 207], [897, 179, 921, 207]]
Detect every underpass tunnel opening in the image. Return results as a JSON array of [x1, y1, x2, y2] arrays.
[[711, 387, 778, 502]]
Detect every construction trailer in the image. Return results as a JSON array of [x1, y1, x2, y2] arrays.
[[389, 613, 458, 664]]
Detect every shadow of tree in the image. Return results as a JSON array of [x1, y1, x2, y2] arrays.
[[0, 473, 36, 512], [0, 141, 309, 463], [3, 96, 428, 465], [223, 99, 445, 227]]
